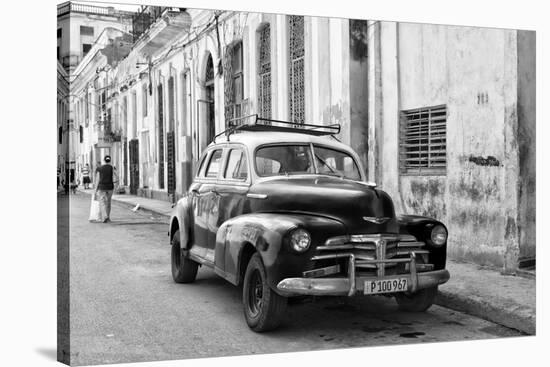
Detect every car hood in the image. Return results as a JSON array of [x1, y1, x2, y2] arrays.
[[248, 175, 398, 234]]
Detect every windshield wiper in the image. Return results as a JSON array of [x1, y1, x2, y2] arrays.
[[314, 154, 343, 178]]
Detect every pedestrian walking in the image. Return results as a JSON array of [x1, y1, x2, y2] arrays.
[[94, 155, 118, 223], [82, 164, 91, 189]]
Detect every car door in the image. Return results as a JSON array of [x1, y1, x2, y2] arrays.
[[212, 145, 251, 273], [190, 148, 224, 264]]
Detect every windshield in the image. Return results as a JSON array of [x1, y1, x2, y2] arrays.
[[255, 144, 361, 180]]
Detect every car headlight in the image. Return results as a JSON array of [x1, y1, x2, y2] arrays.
[[430, 225, 447, 246], [289, 228, 311, 252]]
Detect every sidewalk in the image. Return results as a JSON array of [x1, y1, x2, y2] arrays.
[[76, 188, 536, 335]]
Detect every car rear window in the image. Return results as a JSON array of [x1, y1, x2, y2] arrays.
[[224, 149, 248, 180], [205, 150, 223, 179]]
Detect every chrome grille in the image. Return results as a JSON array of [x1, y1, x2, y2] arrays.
[[312, 234, 429, 277]]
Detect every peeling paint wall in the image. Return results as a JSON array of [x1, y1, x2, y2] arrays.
[[371, 22, 534, 270]]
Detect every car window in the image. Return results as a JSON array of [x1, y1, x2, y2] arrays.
[[224, 149, 248, 181], [205, 150, 223, 179], [196, 151, 208, 177], [313, 145, 361, 180], [256, 145, 314, 176]]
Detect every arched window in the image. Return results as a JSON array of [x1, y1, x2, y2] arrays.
[[288, 15, 305, 124], [257, 24, 271, 119]]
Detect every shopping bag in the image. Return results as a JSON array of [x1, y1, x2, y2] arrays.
[[88, 193, 102, 222]]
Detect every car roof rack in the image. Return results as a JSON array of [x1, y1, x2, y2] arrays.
[[213, 114, 341, 142]]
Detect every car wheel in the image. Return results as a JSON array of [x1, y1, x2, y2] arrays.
[[395, 286, 438, 312], [242, 253, 287, 332], [171, 229, 199, 283]]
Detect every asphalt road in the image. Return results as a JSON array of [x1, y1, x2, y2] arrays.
[[64, 193, 524, 366]]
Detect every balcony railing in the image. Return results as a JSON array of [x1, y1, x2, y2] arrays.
[[57, 2, 134, 18]]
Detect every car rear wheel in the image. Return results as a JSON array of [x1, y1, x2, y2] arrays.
[[242, 253, 287, 332], [394, 286, 438, 312], [171, 229, 199, 283]]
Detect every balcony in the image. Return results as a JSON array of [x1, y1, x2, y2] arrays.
[[132, 7, 192, 56]]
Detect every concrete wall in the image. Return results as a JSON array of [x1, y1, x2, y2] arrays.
[[372, 21, 533, 270]]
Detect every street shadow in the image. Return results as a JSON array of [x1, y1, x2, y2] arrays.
[[35, 348, 57, 361]]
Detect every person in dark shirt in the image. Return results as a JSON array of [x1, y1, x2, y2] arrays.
[[94, 155, 118, 223]]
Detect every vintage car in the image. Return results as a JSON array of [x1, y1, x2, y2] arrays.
[[169, 116, 450, 332]]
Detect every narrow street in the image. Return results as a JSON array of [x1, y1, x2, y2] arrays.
[[64, 193, 524, 366]]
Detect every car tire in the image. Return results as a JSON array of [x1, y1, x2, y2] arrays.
[[394, 286, 438, 312], [242, 253, 287, 332], [171, 229, 199, 284]]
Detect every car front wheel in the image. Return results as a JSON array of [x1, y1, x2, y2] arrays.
[[242, 253, 287, 332], [171, 229, 199, 283], [394, 286, 438, 312]]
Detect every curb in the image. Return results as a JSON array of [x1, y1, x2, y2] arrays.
[[435, 290, 535, 335]]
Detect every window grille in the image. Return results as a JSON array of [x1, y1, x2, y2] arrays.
[[288, 15, 305, 124], [258, 24, 272, 119], [399, 105, 447, 175]]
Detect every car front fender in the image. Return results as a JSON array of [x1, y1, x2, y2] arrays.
[[215, 213, 346, 292], [397, 214, 448, 270]]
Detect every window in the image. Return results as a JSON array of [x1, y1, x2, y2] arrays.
[[58, 126, 62, 144], [131, 91, 137, 137], [313, 145, 361, 181], [224, 149, 248, 181], [257, 24, 271, 119], [79, 125, 83, 143], [196, 151, 208, 177], [288, 15, 305, 124], [57, 28, 62, 38], [80, 26, 94, 37], [181, 72, 188, 135], [256, 145, 313, 176], [399, 105, 447, 175], [168, 76, 175, 132], [232, 42, 243, 104], [223, 41, 244, 125], [205, 150, 223, 178], [82, 43, 92, 56], [142, 83, 148, 117]]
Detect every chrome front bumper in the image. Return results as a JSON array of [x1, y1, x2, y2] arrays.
[[276, 253, 450, 297]]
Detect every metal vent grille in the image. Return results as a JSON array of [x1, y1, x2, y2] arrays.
[[399, 105, 447, 175]]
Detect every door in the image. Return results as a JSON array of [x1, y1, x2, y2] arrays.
[[190, 148, 224, 265], [129, 139, 139, 195], [166, 131, 176, 199], [213, 147, 250, 272]]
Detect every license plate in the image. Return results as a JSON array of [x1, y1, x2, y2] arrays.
[[364, 278, 408, 295]]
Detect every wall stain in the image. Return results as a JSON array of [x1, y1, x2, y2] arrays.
[[468, 155, 500, 167]]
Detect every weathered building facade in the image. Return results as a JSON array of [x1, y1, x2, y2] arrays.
[[366, 22, 536, 270], [63, 3, 535, 271]]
